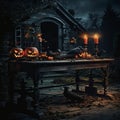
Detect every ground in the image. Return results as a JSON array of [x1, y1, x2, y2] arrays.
[[0, 78, 120, 120], [38, 83, 120, 120]]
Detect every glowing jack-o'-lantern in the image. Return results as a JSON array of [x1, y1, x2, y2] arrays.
[[10, 48, 24, 58], [79, 52, 92, 59], [24, 47, 39, 58]]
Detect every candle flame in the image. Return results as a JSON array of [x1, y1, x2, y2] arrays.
[[93, 33, 100, 44], [84, 34, 88, 39], [93, 34, 99, 39], [83, 34, 88, 44]]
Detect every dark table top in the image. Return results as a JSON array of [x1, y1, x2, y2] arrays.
[[9, 58, 114, 72]]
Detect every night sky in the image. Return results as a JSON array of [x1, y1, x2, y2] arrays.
[[0, 0, 119, 22], [60, 0, 120, 20]]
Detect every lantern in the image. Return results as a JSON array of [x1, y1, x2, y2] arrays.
[[24, 47, 39, 58], [10, 48, 24, 58]]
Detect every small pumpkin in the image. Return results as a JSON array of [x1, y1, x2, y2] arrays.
[[24, 47, 39, 58], [10, 48, 24, 58], [47, 56, 54, 60], [40, 52, 47, 58]]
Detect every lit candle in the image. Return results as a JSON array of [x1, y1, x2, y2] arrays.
[[83, 34, 88, 44], [93, 34, 99, 44]]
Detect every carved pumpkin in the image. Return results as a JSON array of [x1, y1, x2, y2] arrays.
[[10, 48, 24, 58], [24, 47, 39, 58], [79, 52, 92, 59]]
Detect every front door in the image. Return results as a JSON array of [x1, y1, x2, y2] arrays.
[[41, 22, 58, 52]]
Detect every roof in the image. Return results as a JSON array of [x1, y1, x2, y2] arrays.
[[22, 0, 86, 32], [54, 1, 86, 32]]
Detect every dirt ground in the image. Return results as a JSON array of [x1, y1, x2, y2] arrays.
[[1, 83, 120, 120], [37, 84, 120, 120]]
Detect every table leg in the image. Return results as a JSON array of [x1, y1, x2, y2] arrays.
[[31, 69, 46, 117], [85, 69, 97, 95], [89, 69, 94, 87], [8, 62, 16, 104], [32, 70, 40, 111], [101, 67, 109, 95], [75, 70, 80, 92]]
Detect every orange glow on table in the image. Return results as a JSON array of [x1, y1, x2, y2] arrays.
[[47, 56, 54, 60]]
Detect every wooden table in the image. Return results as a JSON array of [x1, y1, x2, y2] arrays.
[[8, 58, 114, 111]]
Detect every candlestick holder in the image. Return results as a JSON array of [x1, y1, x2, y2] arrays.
[[94, 44, 99, 58], [84, 44, 88, 58], [37, 33, 42, 53], [84, 44, 88, 51], [39, 41, 42, 53]]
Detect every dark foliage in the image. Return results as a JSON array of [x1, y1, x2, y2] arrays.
[[0, 0, 42, 54], [114, 34, 120, 58], [68, 9, 75, 16], [101, 4, 120, 57]]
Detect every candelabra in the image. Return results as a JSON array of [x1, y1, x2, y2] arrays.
[[37, 33, 42, 53], [94, 43, 99, 58], [93, 33, 99, 58], [84, 44, 88, 58], [39, 41, 42, 53]]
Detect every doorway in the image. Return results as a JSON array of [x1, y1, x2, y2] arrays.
[[41, 22, 58, 52]]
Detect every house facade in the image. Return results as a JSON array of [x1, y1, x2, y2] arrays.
[[15, 0, 86, 52]]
